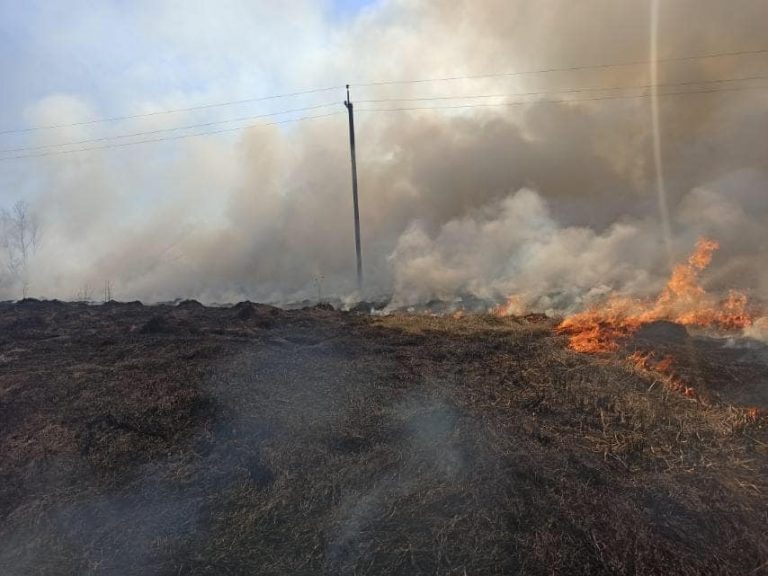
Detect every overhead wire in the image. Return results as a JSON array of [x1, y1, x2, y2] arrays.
[[354, 82, 768, 113], [351, 47, 768, 87], [2, 45, 765, 136], [354, 74, 768, 105], [0, 102, 339, 154], [1, 46, 766, 161], [6, 73, 766, 156], [4, 80, 765, 162], [3, 81, 766, 161], [0, 111, 345, 161], [0, 85, 345, 136]]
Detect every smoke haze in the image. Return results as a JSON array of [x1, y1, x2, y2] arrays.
[[1, 0, 767, 306]]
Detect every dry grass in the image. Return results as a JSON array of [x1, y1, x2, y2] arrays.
[[0, 301, 766, 575]]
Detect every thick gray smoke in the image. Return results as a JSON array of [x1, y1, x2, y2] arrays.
[[1, 0, 767, 307], [388, 176, 768, 311]]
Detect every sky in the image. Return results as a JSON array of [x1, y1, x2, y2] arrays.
[[0, 0, 375, 125], [332, 0, 376, 17], [0, 0, 766, 306]]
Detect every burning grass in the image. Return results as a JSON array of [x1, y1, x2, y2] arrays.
[[556, 238, 755, 354], [0, 300, 766, 575], [549, 238, 767, 418]]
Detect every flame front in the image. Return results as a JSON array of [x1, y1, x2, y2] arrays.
[[555, 238, 752, 354]]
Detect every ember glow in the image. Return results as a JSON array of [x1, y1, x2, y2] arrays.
[[628, 351, 697, 398], [493, 294, 526, 318], [556, 238, 753, 354]]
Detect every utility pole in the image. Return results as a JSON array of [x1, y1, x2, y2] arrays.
[[344, 85, 363, 292]]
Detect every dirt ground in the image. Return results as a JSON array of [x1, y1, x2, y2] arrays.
[[0, 299, 766, 575]]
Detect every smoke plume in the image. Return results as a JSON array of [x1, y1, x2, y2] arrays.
[[1, 0, 767, 307]]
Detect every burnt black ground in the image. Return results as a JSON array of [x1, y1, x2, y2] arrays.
[[0, 301, 766, 575]]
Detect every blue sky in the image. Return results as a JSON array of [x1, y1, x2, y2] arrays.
[[332, 0, 375, 17]]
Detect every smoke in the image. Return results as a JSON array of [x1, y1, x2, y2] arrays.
[[326, 394, 468, 571], [388, 188, 658, 311], [1, 0, 767, 305], [388, 177, 768, 312]]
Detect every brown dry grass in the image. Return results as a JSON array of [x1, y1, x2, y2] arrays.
[[0, 301, 766, 575]]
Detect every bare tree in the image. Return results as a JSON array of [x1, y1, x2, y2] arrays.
[[1, 200, 40, 298]]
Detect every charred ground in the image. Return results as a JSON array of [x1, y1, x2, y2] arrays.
[[0, 300, 766, 575]]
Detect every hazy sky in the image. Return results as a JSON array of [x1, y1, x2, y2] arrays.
[[0, 1, 766, 304], [0, 0, 373, 128]]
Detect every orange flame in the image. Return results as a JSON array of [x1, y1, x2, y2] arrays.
[[493, 294, 526, 317], [555, 238, 752, 354]]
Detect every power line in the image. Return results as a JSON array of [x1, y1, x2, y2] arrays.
[[355, 74, 768, 105], [3, 82, 765, 162], [9, 73, 765, 155], [0, 111, 345, 161], [0, 85, 345, 136], [0, 102, 339, 154], [355, 83, 768, 113], [4, 48, 767, 161], [352, 47, 768, 87], [3, 46, 766, 137]]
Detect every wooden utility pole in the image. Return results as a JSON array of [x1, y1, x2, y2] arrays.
[[344, 85, 363, 292]]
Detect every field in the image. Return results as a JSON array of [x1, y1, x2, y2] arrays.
[[1, 299, 767, 575]]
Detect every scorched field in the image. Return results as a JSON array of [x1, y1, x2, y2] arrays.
[[0, 296, 767, 576]]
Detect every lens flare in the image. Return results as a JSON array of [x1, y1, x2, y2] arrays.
[[650, 0, 674, 267]]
